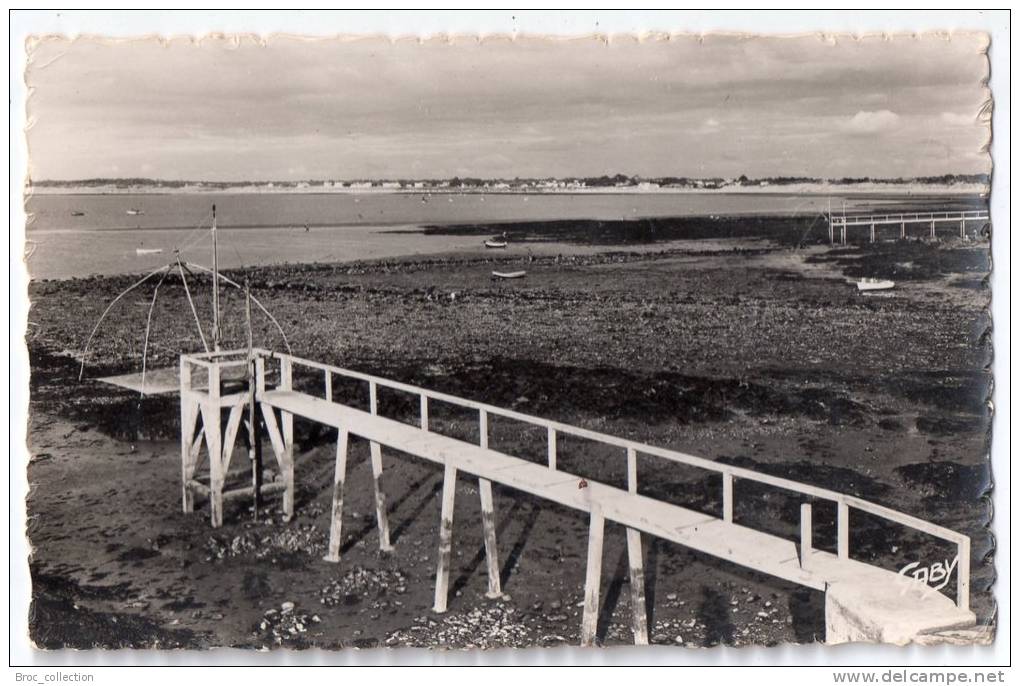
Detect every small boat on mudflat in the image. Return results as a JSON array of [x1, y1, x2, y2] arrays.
[[856, 278, 895, 292], [136, 248, 163, 256], [492, 270, 526, 280], [127, 209, 144, 216], [484, 240, 508, 249], [71, 211, 85, 217]]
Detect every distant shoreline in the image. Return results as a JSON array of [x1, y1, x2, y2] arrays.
[[26, 183, 989, 197]]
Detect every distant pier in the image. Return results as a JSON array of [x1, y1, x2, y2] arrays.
[[828, 210, 990, 244]]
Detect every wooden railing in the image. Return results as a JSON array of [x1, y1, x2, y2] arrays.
[[212, 349, 971, 612]]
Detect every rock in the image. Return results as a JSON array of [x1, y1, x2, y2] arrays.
[[281, 601, 295, 614], [666, 592, 677, 601], [675, 635, 684, 645]]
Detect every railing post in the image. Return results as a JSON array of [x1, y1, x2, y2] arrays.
[[369, 380, 378, 415], [957, 538, 970, 611], [479, 408, 488, 449], [253, 355, 265, 394], [324, 369, 332, 402], [800, 503, 812, 568], [870, 223, 875, 243], [900, 221, 906, 239], [626, 447, 637, 494], [279, 356, 292, 391], [837, 500, 849, 559], [722, 472, 733, 523], [419, 395, 429, 431], [547, 427, 557, 470], [960, 218, 966, 238]]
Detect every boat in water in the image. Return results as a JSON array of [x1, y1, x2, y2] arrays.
[[856, 278, 895, 292], [70, 210, 85, 217], [492, 270, 526, 280], [126, 209, 145, 216], [484, 240, 508, 249], [136, 248, 163, 256]]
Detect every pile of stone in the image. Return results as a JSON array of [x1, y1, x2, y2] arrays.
[[319, 567, 408, 607], [204, 523, 326, 561], [254, 601, 321, 646], [384, 599, 534, 649]]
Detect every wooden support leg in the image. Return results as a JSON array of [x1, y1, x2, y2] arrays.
[[800, 503, 813, 569], [180, 398, 199, 513], [260, 404, 286, 467], [626, 527, 649, 645], [221, 401, 245, 475], [369, 441, 393, 552], [281, 409, 295, 520], [433, 463, 458, 613], [478, 478, 501, 598], [204, 405, 224, 528], [324, 429, 349, 563], [580, 510, 605, 647]]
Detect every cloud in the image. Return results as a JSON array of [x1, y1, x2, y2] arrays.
[[843, 110, 901, 135], [940, 111, 975, 126], [25, 36, 989, 180]]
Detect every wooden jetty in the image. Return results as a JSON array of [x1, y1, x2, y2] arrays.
[[828, 210, 989, 244], [179, 348, 976, 646]]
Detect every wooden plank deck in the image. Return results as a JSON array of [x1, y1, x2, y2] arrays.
[[260, 389, 975, 633]]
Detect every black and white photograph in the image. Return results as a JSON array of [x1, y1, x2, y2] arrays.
[[14, 12, 1004, 662]]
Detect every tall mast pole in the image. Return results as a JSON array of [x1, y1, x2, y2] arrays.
[[828, 196, 833, 244], [212, 204, 220, 351]]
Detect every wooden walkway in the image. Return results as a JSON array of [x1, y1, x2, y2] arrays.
[[179, 349, 977, 646], [259, 389, 975, 646]]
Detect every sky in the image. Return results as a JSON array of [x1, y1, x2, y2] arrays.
[[25, 33, 991, 181]]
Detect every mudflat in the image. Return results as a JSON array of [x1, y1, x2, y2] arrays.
[[24, 220, 993, 649]]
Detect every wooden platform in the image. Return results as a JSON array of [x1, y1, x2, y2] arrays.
[[261, 389, 975, 640]]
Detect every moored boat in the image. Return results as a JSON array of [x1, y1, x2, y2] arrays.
[[492, 270, 526, 280], [484, 239, 508, 249], [856, 278, 895, 292]]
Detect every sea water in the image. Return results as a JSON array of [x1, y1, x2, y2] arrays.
[[21, 191, 927, 279]]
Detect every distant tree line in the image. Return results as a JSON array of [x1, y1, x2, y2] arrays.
[[30, 173, 990, 189]]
